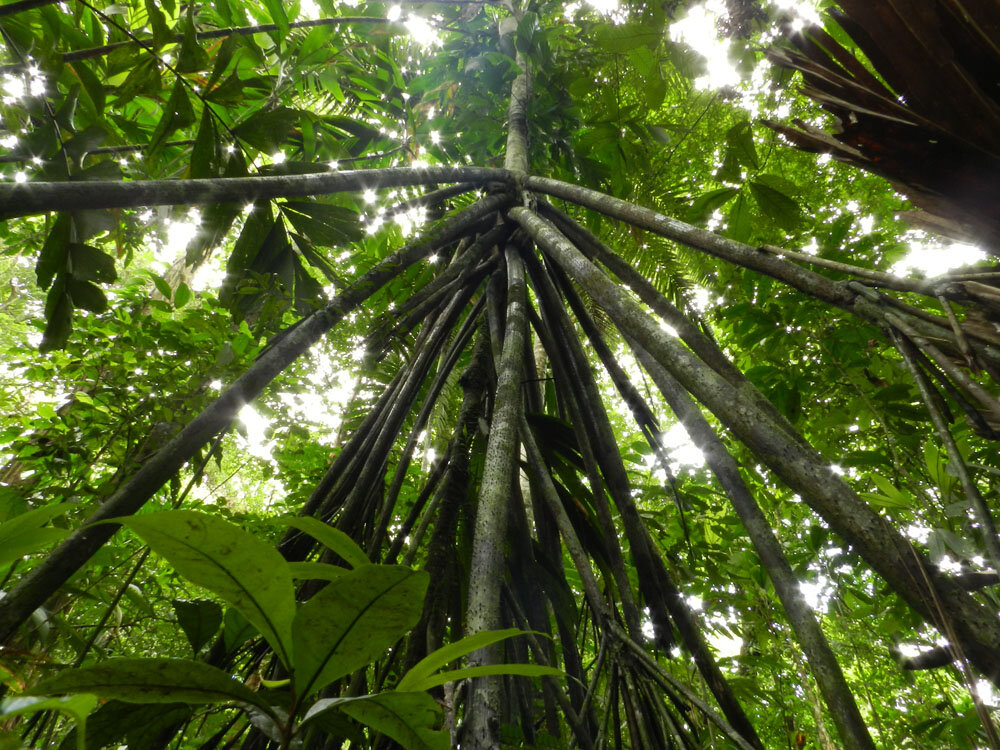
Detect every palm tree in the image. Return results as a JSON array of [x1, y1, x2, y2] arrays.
[[3, 1, 1000, 747]]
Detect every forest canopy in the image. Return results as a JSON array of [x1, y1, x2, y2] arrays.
[[1, 0, 1000, 748]]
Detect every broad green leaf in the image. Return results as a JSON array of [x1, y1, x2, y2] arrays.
[[191, 108, 219, 180], [0, 525, 68, 566], [67, 279, 108, 313], [150, 273, 173, 299], [594, 24, 661, 52], [648, 124, 671, 145], [749, 179, 802, 229], [726, 120, 759, 170], [280, 202, 363, 246], [645, 72, 667, 109], [176, 11, 209, 73], [302, 692, 447, 750], [29, 658, 272, 712], [685, 187, 738, 224], [222, 607, 257, 651], [281, 516, 369, 568], [173, 282, 192, 309], [292, 565, 427, 699], [171, 599, 223, 654], [148, 79, 196, 161], [36, 214, 71, 290], [233, 108, 300, 152], [115, 56, 162, 104], [68, 244, 117, 284], [404, 663, 565, 691], [40, 280, 73, 352], [287, 561, 348, 582], [727, 192, 752, 243], [0, 504, 72, 563], [68, 62, 105, 118], [143, 0, 172, 48], [860, 491, 911, 510], [119, 511, 295, 666], [0, 694, 96, 725], [398, 628, 527, 692], [261, 0, 290, 39], [206, 36, 238, 91], [1, 694, 96, 750]]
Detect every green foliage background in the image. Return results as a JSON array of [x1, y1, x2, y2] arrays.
[[0, 0, 998, 747]]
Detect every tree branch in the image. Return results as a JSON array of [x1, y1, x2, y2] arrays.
[[0, 166, 510, 217]]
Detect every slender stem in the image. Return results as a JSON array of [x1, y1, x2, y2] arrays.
[[886, 310, 1000, 424], [337, 274, 483, 534], [522, 260, 643, 639], [368, 295, 485, 554], [894, 333, 1000, 571], [608, 622, 758, 750], [519, 417, 608, 621], [757, 242, 938, 296], [383, 450, 448, 565]]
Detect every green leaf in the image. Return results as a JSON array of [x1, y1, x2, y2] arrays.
[[67, 279, 108, 313], [150, 273, 173, 299], [118, 511, 295, 666], [1, 694, 96, 750], [191, 107, 219, 180], [398, 629, 527, 692], [648, 125, 671, 145], [280, 202, 363, 246], [726, 120, 759, 170], [29, 658, 272, 711], [115, 56, 162, 104], [292, 565, 427, 698], [727, 192, 752, 243], [280, 516, 369, 568], [206, 35, 238, 91], [149, 79, 196, 161], [405, 663, 565, 691], [287, 561, 348, 582], [0, 504, 72, 564], [37, 214, 72, 290], [685, 187, 738, 224], [749, 179, 802, 229], [261, 0, 290, 39], [143, 0, 172, 48], [233, 108, 300, 152], [68, 62, 105, 117], [176, 11, 209, 73], [41, 279, 73, 352], [302, 692, 447, 750], [860, 491, 911, 510], [595, 24, 661, 52], [222, 607, 257, 651], [0, 694, 96, 725], [645, 72, 667, 109], [173, 282, 192, 309], [68, 244, 117, 284], [171, 599, 223, 654]]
